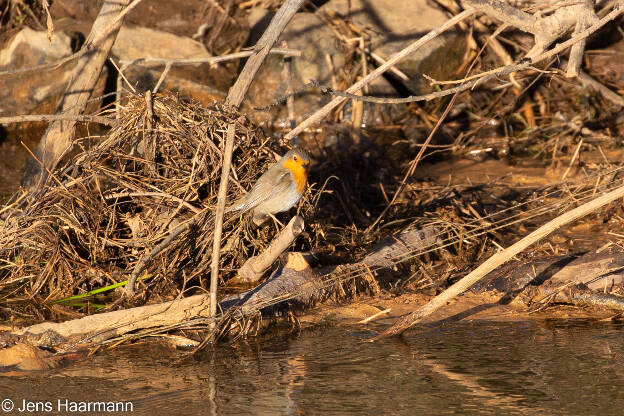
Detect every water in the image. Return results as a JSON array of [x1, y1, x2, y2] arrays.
[[2, 320, 623, 415]]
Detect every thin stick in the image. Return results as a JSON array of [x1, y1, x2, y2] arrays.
[[374, 183, 624, 339], [561, 138, 583, 181], [152, 62, 172, 94], [358, 308, 391, 324], [208, 0, 306, 330], [282, 41, 297, 132], [283, 8, 476, 141], [209, 123, 235, 329], [370, 51, 410, 81], [118, 48, 300, 67]]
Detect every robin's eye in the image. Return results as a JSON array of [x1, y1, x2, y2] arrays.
[[293, 155, 298, 162]]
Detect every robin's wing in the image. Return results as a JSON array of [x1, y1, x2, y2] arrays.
[[230, 168, 292, 213]]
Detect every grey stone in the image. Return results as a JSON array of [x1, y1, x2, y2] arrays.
[[111, 26, 210, 61], [111, 26, 229, 106], [321, 0, 467, 95], [0, 27, 106, 116], [0, 27, 73, 68]]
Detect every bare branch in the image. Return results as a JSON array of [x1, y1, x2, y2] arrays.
[[0, 114, 117, 127], [232, 216, 305, 284], [118, 48, 300, 67]]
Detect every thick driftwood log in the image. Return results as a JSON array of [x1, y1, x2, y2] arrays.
[[5, 227, 441, 348], [472, 249, 624, 311], [12, 295, 212, 347], [22, 0, 132, 188], [236, 252, 323, 315]]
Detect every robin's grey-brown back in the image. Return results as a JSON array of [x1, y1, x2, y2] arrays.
[[227, 148, 310, 225]]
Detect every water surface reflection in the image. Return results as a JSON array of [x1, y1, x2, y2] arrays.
[[1, 320, 622, 415]]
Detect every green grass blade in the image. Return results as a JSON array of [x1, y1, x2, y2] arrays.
[[53, 274, 152, 304]]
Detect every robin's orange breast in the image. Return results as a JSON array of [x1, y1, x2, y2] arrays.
[[282, 159, 308, 195]]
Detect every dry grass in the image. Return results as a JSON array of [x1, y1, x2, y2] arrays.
[[0, 94, 300, 317], [0, 3, 622, 327]]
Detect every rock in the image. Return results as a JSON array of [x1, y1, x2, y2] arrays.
[[49, 0, 101, 22], [50, 0, 212, 39], [111, 26, 229, 105], [0, 343, 56, 371], [245, 0, 467, 128], [321, 0, 467, 95], [112, 26, 209, 62], [246, 11, 347, 128], [0, 27, 73, 68], [0, 27, 99, 116]]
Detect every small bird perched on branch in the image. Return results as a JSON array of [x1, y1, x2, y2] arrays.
[[227, 147, 310, 225]]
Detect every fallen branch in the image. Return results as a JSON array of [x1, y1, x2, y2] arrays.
[[231, 215, 305, 284], [13, 295, 212, 347], [472, 250, 624, 294], [374, 183, 624, 340]]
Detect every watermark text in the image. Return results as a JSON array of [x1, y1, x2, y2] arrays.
[[1, 398, 134, 413]]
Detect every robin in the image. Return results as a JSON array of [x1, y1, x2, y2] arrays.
[[227, 147, 310, 225]]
